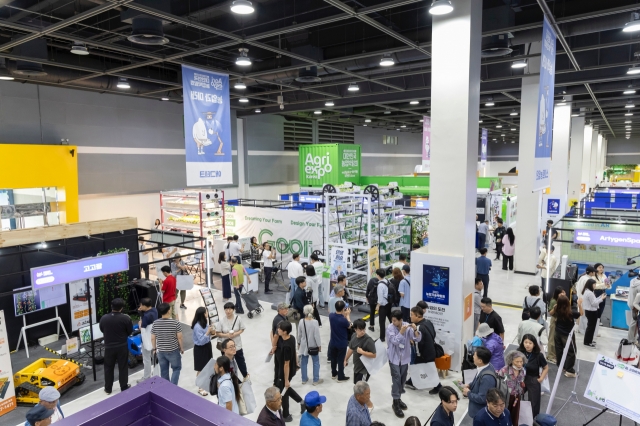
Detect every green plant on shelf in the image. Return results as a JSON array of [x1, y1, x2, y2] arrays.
[[97, 248, 130, 317]]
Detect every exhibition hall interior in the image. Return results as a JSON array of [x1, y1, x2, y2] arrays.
[[4, 0, 640, 425]]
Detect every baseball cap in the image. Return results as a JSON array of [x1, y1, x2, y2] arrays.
[[39, 386, 60, 402], [26, 405, 55, 424], [402, 264, 410, 273], [304, 391, 327, 406]]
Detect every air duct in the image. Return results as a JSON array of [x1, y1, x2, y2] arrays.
[[482, 34, 512, 58], [121, 0, 171, 46], [12, 39, 48, 76]]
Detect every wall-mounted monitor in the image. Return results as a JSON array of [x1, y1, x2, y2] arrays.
[[13, 284, 67, 316]]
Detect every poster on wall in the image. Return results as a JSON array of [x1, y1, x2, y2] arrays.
[[480, 128, 487, 167], [422, 116, 431, 168], [0, 310, 16, 416], [182, 65, 232, 186], [368, 246, 379, 279], [422, 265, 450, 305], [330, 247, 347, 282], [69, 279, 96, 331], [225, 206, 322, 265], [533, 16, 557, 191]]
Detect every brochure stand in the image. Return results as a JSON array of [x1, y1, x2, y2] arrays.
[[15, 306, 69, 358]]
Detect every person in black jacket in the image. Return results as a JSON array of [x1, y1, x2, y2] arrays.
[[256, 386, 286, 426], [291, 276, 308, 335], [99, 298, 133, 395], [365, 275, 379, 332], [406, 306, 442, 394], [430, 386, 459, 426]]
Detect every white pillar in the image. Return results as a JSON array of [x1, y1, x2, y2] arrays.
[[581, 125, 593, 193], [550, 105, 571, 198], [596, 134, 603, 185], [236, 118, 248, 198], [514, 75, 543, 275], [568, 117, 585, 206], [589, 129, 598, 190], [428, 0, 481, 347]]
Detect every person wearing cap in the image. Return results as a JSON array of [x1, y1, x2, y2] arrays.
[[24, 387, 64, 426], [398, 265, 411, 322], [300, 391, 326, 426], [476, 323, 505, 371], [25, 404, 55, 426]]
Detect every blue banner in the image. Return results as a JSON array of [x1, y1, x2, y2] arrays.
[[481, 128, 487, 167], [182, 65, 233, 185], [534, 16, 556, 191], [422, 264, 450, 306]]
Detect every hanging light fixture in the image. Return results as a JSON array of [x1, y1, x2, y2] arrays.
[[255, 108, 262, 113], [485, 98, 495, 107], [365, 119, 372, 123], [0, 59, 13, 80], [161, 96, 169, 101], [511, 128, 517, 131], [624, 89, 636, 95], [325, 101, 335, 107], [236, 48, 252, 66], [511, 59, 527, 69], [496, 124, 503, 128], [70, 41, 89, 55], [623, 13, 640, 32], [384, 110, 391, 114], [239, 97, 249, 103], [234, 79, 247, 89], [479, 120, 483, 123], [410, 100, 419, 105], [510, 109, 518, 116], [117, 78, 130, 89], [429, 0, 453, 15], [380, 54, 395, 66], [347, 83, 360, 92], [314, 110, 322, 115], [626, 102, 635, 108], [628, 66, 640, 75], [401, 125, 407, 128], [230, 0, 255, 14], [626, 113, 634, 116]]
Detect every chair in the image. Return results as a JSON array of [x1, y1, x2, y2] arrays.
[[185, 252, 203, 283]]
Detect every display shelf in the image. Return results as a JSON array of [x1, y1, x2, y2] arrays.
[[160, 189, 226, 241]]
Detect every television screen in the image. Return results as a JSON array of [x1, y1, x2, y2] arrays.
[[13, 284, 67, 316]]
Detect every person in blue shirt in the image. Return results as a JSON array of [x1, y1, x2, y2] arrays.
[[215, 356, 241, 415], [398, 265, 412, 322], [475, 248, 492, 298], [473, 388, 513, 426], [300, 391, 326, 426], [329, 300, 352, 382]]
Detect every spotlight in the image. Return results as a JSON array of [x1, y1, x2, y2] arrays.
[[325, 101, 335, 107], [254, 108, 261, 113], [230, 0, 255, 14], [234, 80, 247, 89], [70, 42, 89, 55], [380, 54, 395, 66], [347, 83, 360, 92], [511, 59, 527, 69], [236, 48, 252, 66], [429, 0, 453, 15]]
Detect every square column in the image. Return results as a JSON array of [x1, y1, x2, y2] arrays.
[[589, 129, 598, 189], [568, 117, 586, 206], [550, 105, 571, 198], [581, 125, 593, 192], [596, 135, 603, 183]]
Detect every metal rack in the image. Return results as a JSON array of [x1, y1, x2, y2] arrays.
[[160, 190, 226, 242]]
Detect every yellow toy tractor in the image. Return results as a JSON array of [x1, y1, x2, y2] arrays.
[[14, 358, 85, 404]]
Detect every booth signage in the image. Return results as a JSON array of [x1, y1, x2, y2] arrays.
[[182, 65, 232, 186], [480, 128, 487, 167], [422, 265, 450, 305], [69, 279, 97, 331], [0, 310, 16, 416], [422, 116, 431, 167], [31, 252, 129, 291], [298, 144, 361, 187], [574, 229, 640, 249], [533, 16, 557, 191]]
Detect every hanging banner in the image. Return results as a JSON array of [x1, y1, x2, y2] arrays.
[[422, 116, 431, 168], [534, 16, 557, 191], [225, 206, 322, 265], [69, 279, 97, 331], [182, 65, 232, 186], [0, 310, 16, 416], [481, 128, 487, 167]]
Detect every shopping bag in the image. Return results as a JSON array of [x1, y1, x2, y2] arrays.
[[176, 274, 194, 290], [238, 390, 248, 416], [407, 362, 440, 389], [240, 380, 257, 415], [140, 326, 153, 351], [360, 339, 388, 376], [195, 358, 216, 390], [435, 331, 456, 355], [615, 338, 639, 364], [540, 372, 551, 394], [519, 400, 534, 426]]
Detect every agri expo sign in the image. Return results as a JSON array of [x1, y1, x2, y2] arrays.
[[299, 144, 361, 187]]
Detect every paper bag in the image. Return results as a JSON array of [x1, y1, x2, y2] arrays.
[[195, 358, 215, 390], [360, 339, 388, 376], [408, 362, 440, 389]]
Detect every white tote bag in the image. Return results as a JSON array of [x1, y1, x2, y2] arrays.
[[360, 339, 388, 376], [195, 358, 215, 390], [408, 362, 440, 389], [140, 326, 153, 351], [176, 274, 194, 290], [519, 400, 534, 426], [240, 380, 257, 415]]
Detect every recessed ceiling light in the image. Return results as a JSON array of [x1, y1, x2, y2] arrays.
[[510, 109, 518, 116], [384, 110, 391, 114], [429, 0, 453, 15], [410, 100, 419, 105], [239, 97, 249, 103], [234, 80, 246, 89], [628, 66, 640, 75], [348, 83, 359, 92], [314, 110, 322, 115], [485, 102, 495, 107], [230, 0, 255, 15], [365, 119, 371, 123], [624, 89, 637, 95], [496, 124, 503, 128], [501, 134, 505, 137], [236, 48, 252, 66], [70, 42, 89, 55], [325, 101, 334, 107], [161, 97, 169, 101], [117, 77, 130, 89], [511, 59, 527, 69], [380, 54, 395, 66]]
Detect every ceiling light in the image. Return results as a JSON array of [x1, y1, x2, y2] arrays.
[[401, 125, 407, 128], [627, 134, 631, 139], [626, 120, 633, 123], [493, 138, 497, 141], [239, 97, 249, 103], [117, 78, 130, 89], [255, 108, 261, 113], [363, 124, 367, 127], [479, 120, 483, 123], [511, 59, 527, 69], [347, 83, 359, 92], [365, 119, 371, 123], [626, 103, 635, 108], [380, 54, 395, 66], [396, 128, 400, 131], [325, 101, 334, 107], [485, 102, 495, 107], [70, 42, 89, 56], [384, 110, 391, 114], [624, 89, 637, 95], [626, 113, 634, 116], [511, 128, 516, 131], [40, 242, 47, 248], [496, 124, 503, 128], [236, 48, 252, 66], [511, 141, 515, 144], [571, 113, 579, 117], [230, 0, 255, 14], [510, 109, 518, 116], [0, 67, 14, 80], [501, 134, 506, 137], [623, 14, 640, 32], [557, 102, 567, 106], [161, 97, 169, 101], [429, 0, 453, 15], [419, 119, 424, 123], [628, 66, 640, 75], [234, 80, 246, 89], [314, 110, 322, 115], [410, 100, 419, 105]]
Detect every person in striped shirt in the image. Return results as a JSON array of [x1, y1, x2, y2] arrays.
[[151, 302, 184, 385]]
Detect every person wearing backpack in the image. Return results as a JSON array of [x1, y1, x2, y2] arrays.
[[516, 307, 546, 348], [387, 269, 402, 309], [405, 306, 443, 394], [365, 273, 380, 332], [375, 268, 393, 342], [522, 285, 547, 326], [463, 347, 504, 419], [398, 265, 412, 322]]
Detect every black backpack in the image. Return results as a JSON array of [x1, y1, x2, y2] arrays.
[[366, 278, 379, 303], [522, 297, 541, 320], [384, 279, 401, 306]]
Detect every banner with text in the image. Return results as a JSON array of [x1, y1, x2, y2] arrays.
[[481, 128, 487, 167], [534, 17, 557, 191], [225, 206, 323, 265], [422, 116, 431, 168], [0, 310, 16, 416], [574, 229, 640, 249], [182, 65, 232, 186], [69, 279, 96, 331]]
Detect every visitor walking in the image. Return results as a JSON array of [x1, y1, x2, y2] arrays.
[[536, 245, 558, 290], [398, 265, 412, 322], [406, 306, 441, 394], [192, 307, 215, 396], [171, 256, 188, 310], [216, 302, 249, 378], [287, 253, 304, 304], [366, 272, 380, 332], [593, 263, 611, 321], [501, 228, 515, 271], [306, 265, 322, 326], [493, 219, 506, 260], [479, 298, 505, 341], [100, 298, 133, 395], [476, 323, 505, 371], [151, 302, 184, 385], [472, 388, 513, 426], [230, 257, 251, 314], [300, 391, 326, 426], [473, 278, 483, 334], [215, 355, 241, 414], [523, 285, 547, 326], [345, 381, 373, 426], [262, 242, 276, 294], [273, 321, 305, 423], [344, 319, 376, 383], [218, 252, 232, 302], [478, 220, 489, 249], [475, 248, 492, 298], [553, 295, 579, 377], [160, 265, 177, 319], [375, 269, 393, 342], [256, 387, 285, 426], [429, 386, 459, 426], [329, 300, 352, 382], [136, 298, 158, 383], [462, 347, 497, 418], [582, 279, 606, 347], [298, 305, 323, 385]]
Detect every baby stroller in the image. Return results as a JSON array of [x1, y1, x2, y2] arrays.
[[241, 289, 263, 319]]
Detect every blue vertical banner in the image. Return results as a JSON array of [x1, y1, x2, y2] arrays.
[[534, 16, 557, 191], [182, 65, 233, 186], [481, 128, 487, 167]]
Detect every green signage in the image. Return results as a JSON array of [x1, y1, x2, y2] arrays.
[[299, 144, 361, 187]]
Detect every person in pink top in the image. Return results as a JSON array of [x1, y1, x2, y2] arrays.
[[501, 227, 515, 271]]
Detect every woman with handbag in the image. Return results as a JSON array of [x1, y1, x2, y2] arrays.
[[192, 307, 215, 396], [218, 252, 232, 302], [496, 350, 526, 425], [298, 305, 323, 385]]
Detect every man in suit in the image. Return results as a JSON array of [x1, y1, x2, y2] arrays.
[[256, 387, 286, 426], [462, 347, 497, 419]]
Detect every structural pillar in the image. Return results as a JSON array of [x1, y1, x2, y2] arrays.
[[567, 117, 586, 206], [550, 105, 571, 198], [581, 124, 593, 195], [589, 129, 598, 190], [596, 135, 603, 183]]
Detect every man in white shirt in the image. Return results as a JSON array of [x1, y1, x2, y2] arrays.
[[286, 253, 304, 304], [392, 253, 408, 272], [536, 245, 558, 290], [473, 278, 483, 334], [478, 220, 489, 249], [230, 235, 243, 264], [310, 254, 326, 307], [375, 269, 391, 342]]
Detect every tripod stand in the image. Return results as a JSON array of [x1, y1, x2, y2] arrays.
[[583, 407, 637, 426]]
